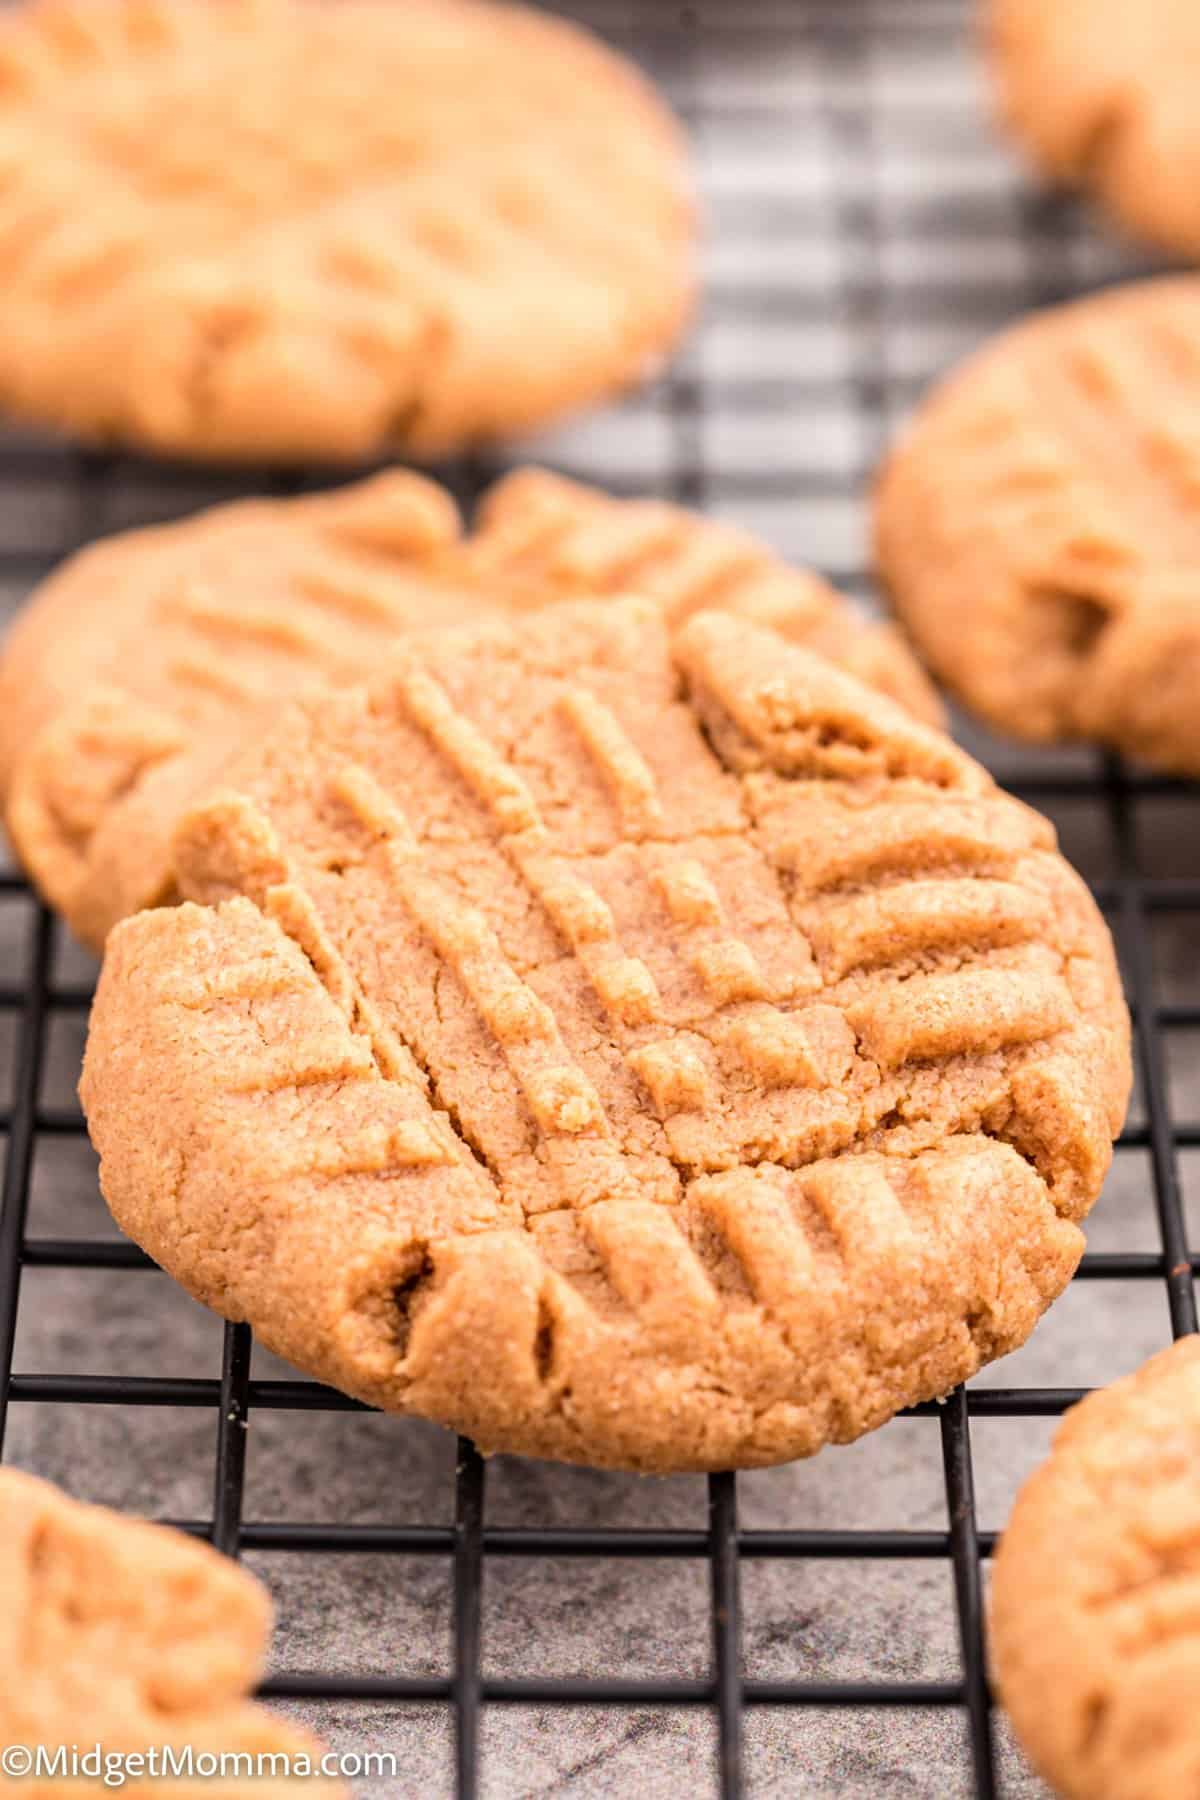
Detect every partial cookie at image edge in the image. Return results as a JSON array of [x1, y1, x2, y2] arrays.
[[987, 0, 1200, 260], [0, 0, 694, 461], [992, 1335, 1200, 1800], [0, 1466, 344, 1796], [875, 274, 1200, 777]]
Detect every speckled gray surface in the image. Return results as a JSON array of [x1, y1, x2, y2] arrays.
[[1, 1, 1197, 1795]]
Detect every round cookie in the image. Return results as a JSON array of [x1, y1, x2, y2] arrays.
[[876, 275, 1200, 776], [81, 598, 1130, 1473], [989, 0, 1200, 258], [0, 465, 941, 949], [0, 0, 693, 461], [0, 1467, 343, 1794], [992, 1336, 1200, 1800]]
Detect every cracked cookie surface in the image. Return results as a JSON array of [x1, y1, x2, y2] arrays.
[[80, 598, 1129, 1473], [992, 1336, 1200, 1800], [0, 1468, 342, 1794], [989, 0, 1200, 258], [0, 464, 940, 949], [876, 276, 1200, 776], [0, 0, 692, 460]]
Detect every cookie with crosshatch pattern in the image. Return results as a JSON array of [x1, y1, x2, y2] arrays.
[[0, 1467, 344, 1795], [875, 275, 1200, 778], [80, 597, 1129, 1473], [0, 465, 941, 951], [992, 1336, 1200, 1800], [0, 0, 693, 460], [989, 0, 1200, 260]]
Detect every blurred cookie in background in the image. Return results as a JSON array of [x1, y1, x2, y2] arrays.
[[0, 0, 694, 461], [876, 275, 1200, 777], [989, 0, 1200, 259], [0, 465, 940, 949]]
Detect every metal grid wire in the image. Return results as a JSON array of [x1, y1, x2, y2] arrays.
[[1, 1, 1198, 1795]]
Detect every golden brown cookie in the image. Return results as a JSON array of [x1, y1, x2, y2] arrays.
[[0, 465, 941, 949], [80, 599, 1129, 1474], [989, 0, 1200, 258], [0, 1467, 342, 1795], [992, 1336, 1200, 1800], [876, 276, 1200, 776], [0, 0, 693, 461]]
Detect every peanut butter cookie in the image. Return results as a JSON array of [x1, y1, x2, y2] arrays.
[[876, 276, 1200, 776], [0, 1467, 342, 1794], [81, 599, 1129, 1473], [0, 466, 940, 949], [990, 0, 1200, 258], [0, 0, 692, 460], [992, 1336, 1200, 1800]]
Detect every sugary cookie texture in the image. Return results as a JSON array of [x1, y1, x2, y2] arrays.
[[0, 465, 940, 949], [0, 0, 692, 459], [989, 0, 1200, 258], [993, 1337, 1200, 1800], [876, 276, 1200, 776], [81, 599, 1129, 1473], [0, 1468, 343, 1795]]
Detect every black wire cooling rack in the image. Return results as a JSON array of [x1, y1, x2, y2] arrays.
[[1, 3, 1199, 1796]]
